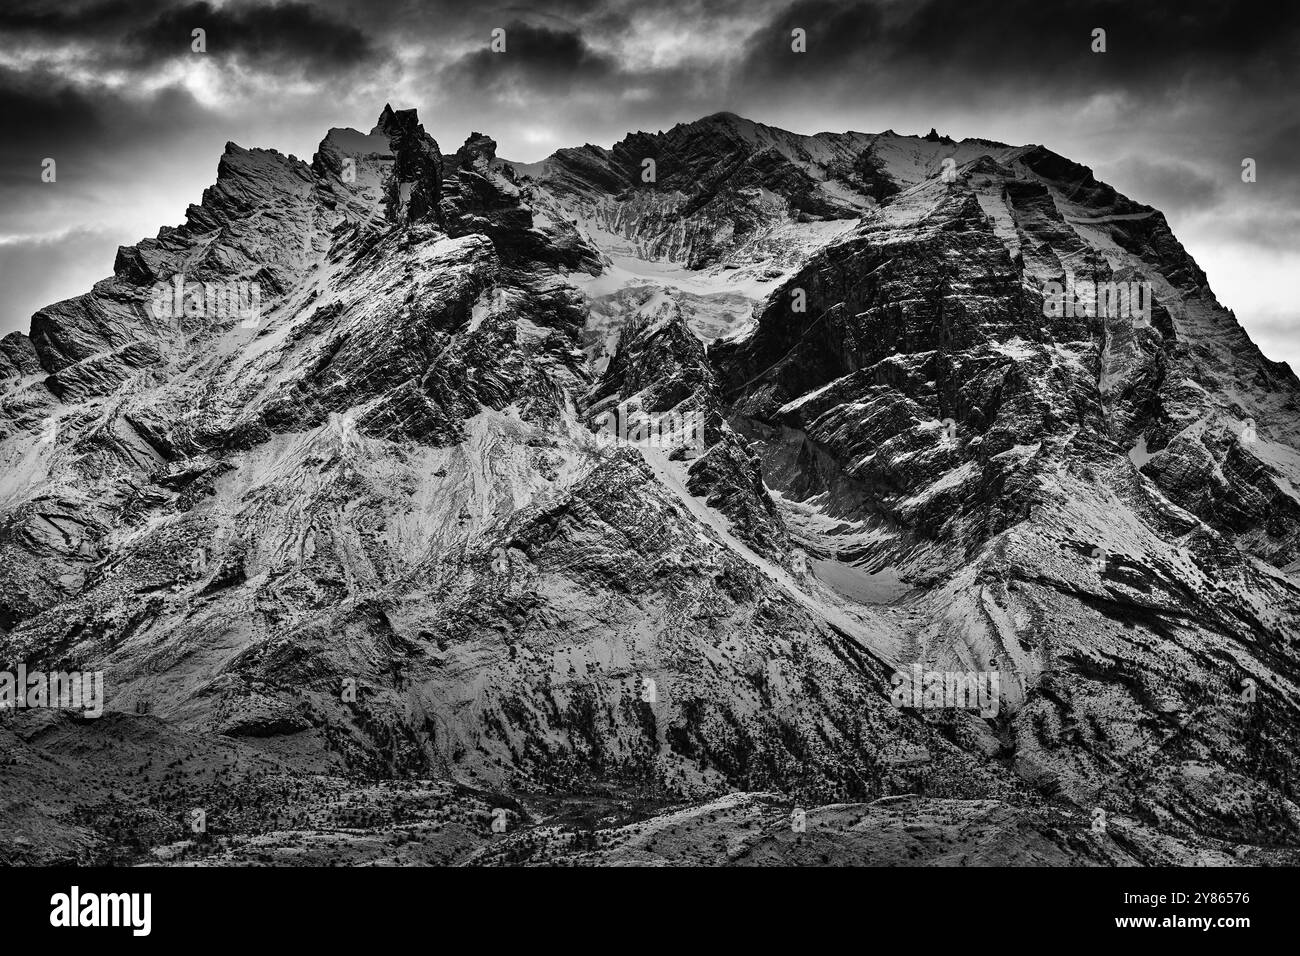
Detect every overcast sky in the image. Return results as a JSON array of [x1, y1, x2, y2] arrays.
[[2, 0, 1296, 366]]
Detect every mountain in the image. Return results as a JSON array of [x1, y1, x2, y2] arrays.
[[2, 106, 1298, 866]]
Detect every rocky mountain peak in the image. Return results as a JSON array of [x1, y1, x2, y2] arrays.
[[371, 105, 443, 224], [455, 132, 498, 174]]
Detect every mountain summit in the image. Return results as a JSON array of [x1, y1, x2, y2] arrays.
[[2, 107, 1298, 865]]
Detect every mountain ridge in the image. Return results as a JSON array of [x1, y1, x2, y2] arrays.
[[2, 105, 1298, 866]]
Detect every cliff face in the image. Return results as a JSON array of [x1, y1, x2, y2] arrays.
[[1, 108, 1298, 865]]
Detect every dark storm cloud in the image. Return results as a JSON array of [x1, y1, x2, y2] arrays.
[[1, 0, 383, 76], [4, 0, 1295, 117], [879, 0, 1296, 81], [440, 19, 619, 94], [0, 0, 150, 37], [126, 1, 383, 75], [0, 65, 213, 151], [0, 67, 106, 155], [737, 0, 1300, 91], [0, 66, 215, 220]]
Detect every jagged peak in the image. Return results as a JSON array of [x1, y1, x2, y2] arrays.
[[698, 110, 750, 126], [212, 142, 307, 189], [455, 132, 497, 173], [371, 103, 424, 139], [635, 111, 763, 145], [682, 111, 769, 139]]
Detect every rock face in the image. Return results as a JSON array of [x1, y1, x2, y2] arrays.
[[2, 108, 1299, 866]]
